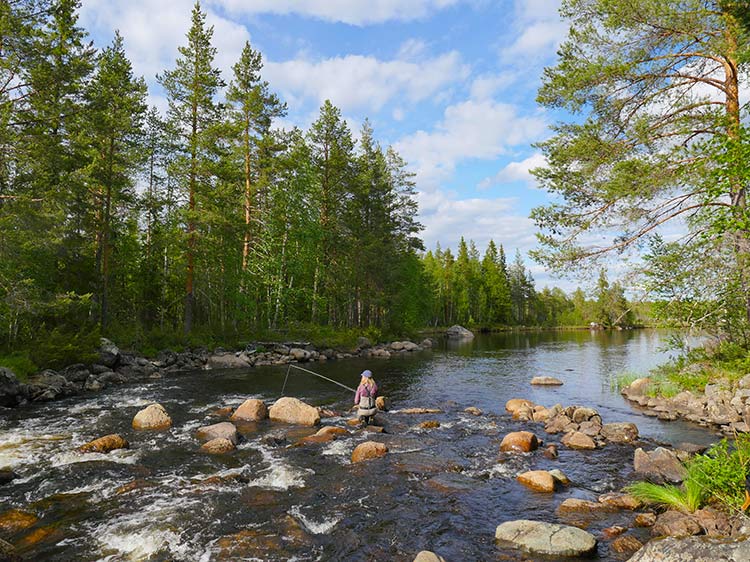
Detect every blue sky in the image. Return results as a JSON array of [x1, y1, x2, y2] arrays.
[[79, 0, 575, 287]]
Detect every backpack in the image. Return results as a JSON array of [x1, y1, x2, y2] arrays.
[[358, 386, 376, 414]]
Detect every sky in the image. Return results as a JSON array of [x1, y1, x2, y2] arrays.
[[79, 0, 576, 288]]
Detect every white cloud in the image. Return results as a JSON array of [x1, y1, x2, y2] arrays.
[[80, 0, 250, 97], [395, 100, 547, 188], [500, 0, 566, 61], [469, 71, 519, 99], [212, 0, 461, 25], [264, 51, 469, 114], [418, 190, 537, 257], [479, 152, 546, 190]]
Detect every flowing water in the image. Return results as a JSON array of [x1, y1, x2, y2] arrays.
[[0, 330, 719, 561]]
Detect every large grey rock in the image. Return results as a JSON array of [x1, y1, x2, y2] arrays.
[[634, 447, 687, 483], [0, 368, 26, 407], [99, 337, 120, 368], [495, 519, 597, 557], [206, 353, 251, 370], [27, 370, 77, 401], [446, 325, 474, 339], [627, 536, 750, 561]]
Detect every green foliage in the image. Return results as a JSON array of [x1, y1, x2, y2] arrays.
[[628, 435, 750, 513], [611, 372, 641, 392], [32, 326, 100, 370], [0, 353, 38, 382], [627, 480, 704, 514]]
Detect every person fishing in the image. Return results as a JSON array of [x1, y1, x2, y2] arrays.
[[354, 369, 378, 427]]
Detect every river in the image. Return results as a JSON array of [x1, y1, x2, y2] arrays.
[[0, 330, 719, 560]]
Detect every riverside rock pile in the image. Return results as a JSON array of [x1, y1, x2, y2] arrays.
[[622, 375, 750, 434], [0, 336, 433, 407]]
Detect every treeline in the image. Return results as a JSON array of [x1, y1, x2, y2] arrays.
[[0, 0, 425, 353], [422, 239, 638, 328]]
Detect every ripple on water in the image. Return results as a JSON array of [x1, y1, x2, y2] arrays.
[[289, 505, 341, 535], [239, 442, 313, 490]]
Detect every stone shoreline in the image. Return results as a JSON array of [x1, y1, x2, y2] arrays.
[[0, 336, 433, 408], [621, 375, 750, 436]]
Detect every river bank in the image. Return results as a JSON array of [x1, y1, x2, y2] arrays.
[[0, 336, 436, 409]]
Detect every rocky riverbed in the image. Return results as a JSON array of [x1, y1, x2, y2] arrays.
[[1, 329, 746, 560]]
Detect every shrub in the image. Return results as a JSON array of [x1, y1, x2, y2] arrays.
[[0, 353, 38, 382], [32, 326, 100, 370], [626, 480, 703, 513]]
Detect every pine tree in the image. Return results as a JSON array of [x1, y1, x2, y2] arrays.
[[226, 41, 286, 271], [158, 1, 224, 334], [83, 31, 147, 329]]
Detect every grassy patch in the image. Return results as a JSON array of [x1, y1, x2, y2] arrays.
[[611, 372, 641, 392], [0, 353, 38, 382], [627, 435, 750, 513]]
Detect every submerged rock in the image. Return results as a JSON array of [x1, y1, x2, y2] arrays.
[[201, 437, 236, 454], [351, 441, 388, 463], [634, 447, 687, 483], [517, 470, 556, 493], [231, 399, 268, 422], [419, 420, 440, 429], [495, 519, 597, 557], [531, 376, 563, 386], [413, 551, 447, 562], [400, 407, 442, 414], [635, 513, 657, 527], [0, 538, 19, 562], [315, 426, 349, 438], [132, 403, 172, 430], [76, 434, 129, 454], [557, 498, 613, 515], [0, 509, 37, 535], [269, 397, 320, 427], [196, 422, 239, 445], [464, 406, 482, 416], [499, 431, 539, 453], [549, 469, 570, 486], [0, 470, 17, 486], [628, 536, 750, 561]]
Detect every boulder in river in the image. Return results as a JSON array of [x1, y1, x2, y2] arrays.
[[557, 498, 614, 515], [269, 397, 320, 426], [505, 398, 535, 415], [315, 426, 349, 438], [351, 441, 388, 463], [99, 337, 120, 368], [413, 551, 447, 562], [629, 536, 750, 561], [598, 492, 641, 510], [231, 398, 268, 422], [500, 431, 539, 453], [0, 470, 17, 486], [634, 447, 687, 483], [196, 422, 239, 445], [77, 434, 129, 454], [601, 422, 639, 443], [201, 438, 236, 454], [464, 406, 482, 416], [495, 519, 597, 557], [517, 470, 556, 493], [530, 376, 563, 386], [549, 469, 570, 486], [132, 403, 172, 430], [419, 420, 440, 429], [207, 353, 252, 370], [0, 367, 26, 407], [375, 396, 390, 411], [561, 430, 596, 450], [446, 325, 474, 339]]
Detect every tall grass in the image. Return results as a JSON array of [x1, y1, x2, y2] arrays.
[[626, 480, 704, 513]]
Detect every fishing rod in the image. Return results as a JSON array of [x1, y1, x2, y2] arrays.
[[280, 363, 357, 396]]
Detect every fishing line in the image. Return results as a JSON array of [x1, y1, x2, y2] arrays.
[[280, 363, 357, 396]]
